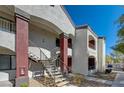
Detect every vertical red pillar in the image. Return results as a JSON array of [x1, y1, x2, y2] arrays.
[[60, 33, 68, 73], [15, 14, 29, 87]]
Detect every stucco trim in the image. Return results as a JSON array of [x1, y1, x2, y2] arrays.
[[76, 24, 98, 38], [15, 7, 30, 20], [60, 6, 76, 28], [59, 33, 69, 39], [98, 36, 106, 40]]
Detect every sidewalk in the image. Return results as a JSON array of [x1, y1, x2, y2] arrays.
[[112, 71, 124, 87], [0, 81, 13, 87], [85, 76, 113, 86]]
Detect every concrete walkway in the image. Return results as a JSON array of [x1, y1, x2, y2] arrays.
[[0, 81, 13, 87], [29, 79, 45, 87], [112, 71, 124, 87], [85, 76, 112, 86]]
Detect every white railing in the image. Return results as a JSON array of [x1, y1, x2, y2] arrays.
[[29, 40, 49, 61], [0, 17, 15, 33]]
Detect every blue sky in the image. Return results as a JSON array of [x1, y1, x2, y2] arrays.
[[64, 5, 124, 55]]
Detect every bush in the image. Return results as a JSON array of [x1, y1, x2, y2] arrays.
[[71, 74, 85, 86], [20, 83, 28, 87]]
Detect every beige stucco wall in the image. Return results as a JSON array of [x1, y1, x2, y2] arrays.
[[73, 27, 98, 75], [0, 70, 15, 81], [97, 38, 106, 72], [0, 30, 15, 52], [29, 24, 59, 59], [87, 29, 98, 71], [15, 5, 75, 36], [72, 28, 88, 75], [0, 6, 15, 22]]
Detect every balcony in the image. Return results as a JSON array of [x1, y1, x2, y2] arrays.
[[0, 17, 15, 33], [89, 43, 95, 50], [0, 17, 15, 51], [88, 35, 96, 50]]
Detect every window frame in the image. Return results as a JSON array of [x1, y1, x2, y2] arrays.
[[0, 54, 16, 70]]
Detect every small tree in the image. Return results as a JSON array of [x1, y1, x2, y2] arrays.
[[113, 14, 124, 54], [106, 55, 113, 64], [110, 50, 123, 63]]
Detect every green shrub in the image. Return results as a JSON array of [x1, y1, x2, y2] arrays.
[[20, 83, 28, 87]]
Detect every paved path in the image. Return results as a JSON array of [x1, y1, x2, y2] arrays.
[[112, 71, 124, 87], [0, 81, 13, 87], [85, 76, 112, 85], [29, 79, 45, 87]]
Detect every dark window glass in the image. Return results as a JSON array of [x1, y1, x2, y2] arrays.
[[56, 38, 60, 47], [88, 58, 95, 70], [0, 55, 11, 70], [0, 55, 16, 70], [68, 38, 72, 48], [11, 56, 16, 69]]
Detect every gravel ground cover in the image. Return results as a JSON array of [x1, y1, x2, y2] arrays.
[[93, 72, 117, 81]]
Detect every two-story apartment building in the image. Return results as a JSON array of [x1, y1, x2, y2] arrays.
[[73, 25, 105, 75], [0, 5, 105, 87]]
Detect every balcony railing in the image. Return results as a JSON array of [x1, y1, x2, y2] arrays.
[[0, 17, 15, 33]]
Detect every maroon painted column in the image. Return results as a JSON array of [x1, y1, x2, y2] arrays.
[[60, 33, 68, 73], [15, 14, 29, 87]]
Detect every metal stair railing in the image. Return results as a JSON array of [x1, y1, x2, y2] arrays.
[[50, 47, 60, 53], [50, 56, 71, 85], [29, 40, 71, 86], [28, 40, 57, 86], [29, 40, 49, 61], [54, 57, 71, 75]]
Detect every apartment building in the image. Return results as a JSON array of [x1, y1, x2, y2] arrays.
[[0, 5, 105, 87]]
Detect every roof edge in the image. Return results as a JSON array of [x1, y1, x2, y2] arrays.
[[98, 37, 106, 40], [76, 24, 98, 38], [60, 5, 75, 28]]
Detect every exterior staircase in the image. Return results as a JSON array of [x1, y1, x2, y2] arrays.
[[46, 60, 69, 87], [28, 40, 70, 87]]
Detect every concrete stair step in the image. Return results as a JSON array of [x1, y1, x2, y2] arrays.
[[49, 63, 55, 66], [56, 81, 69, 87], [54, 75, 63, 78], [53, 72, 61, 75], [51, 70, 58, 73]]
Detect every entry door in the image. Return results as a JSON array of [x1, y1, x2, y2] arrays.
[[88, 58, 95, 70]]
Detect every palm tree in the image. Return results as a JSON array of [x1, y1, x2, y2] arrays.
[[112, 14, 124, 54], [111, 50, 123, 63]]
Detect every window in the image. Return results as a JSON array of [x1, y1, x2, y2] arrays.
[[68, 38, 72, 48], [0, 55, 16, 70], [88, 57, 96, 70], [89, 35, 96, 50], [0, 17, 15, 33], [56, 38, 60, 47], [11, 56, 16, 69], [0, 55, 10, 70]]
